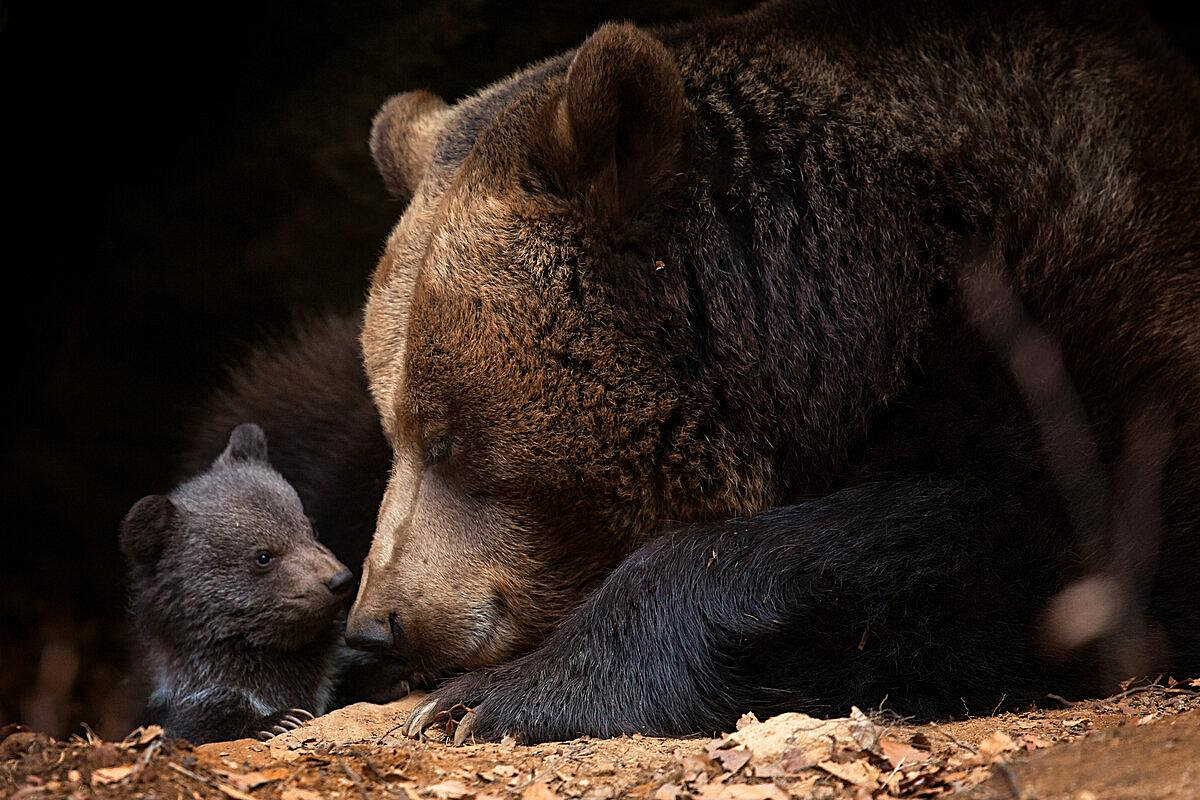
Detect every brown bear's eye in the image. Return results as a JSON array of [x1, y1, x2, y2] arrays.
[[255, 550, 273, 567], [426, 432, 454, 466]]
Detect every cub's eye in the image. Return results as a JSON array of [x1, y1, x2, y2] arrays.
[[255, 550, 273, 567]]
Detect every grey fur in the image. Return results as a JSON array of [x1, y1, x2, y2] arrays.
[[121, 424, 353, 743]]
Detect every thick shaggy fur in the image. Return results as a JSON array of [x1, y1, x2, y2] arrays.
[[123, 425, 356, 743], [181, 317, 410, 711], [350, 0, 1200, 742], [182, 315, 391, 573]]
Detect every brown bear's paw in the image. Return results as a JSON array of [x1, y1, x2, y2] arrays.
[[402, 668, 514, 745], [401, 659, 610, 745]]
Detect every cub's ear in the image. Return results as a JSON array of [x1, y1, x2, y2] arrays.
[[119, 495, 176, 565], [550, 23, 686, 219], [216, 423, 270, 468], [370, 90, 450, 201]]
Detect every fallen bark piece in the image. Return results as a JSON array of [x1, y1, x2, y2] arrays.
[[710, 707, 881, 767], [90, 765, 133, 785]]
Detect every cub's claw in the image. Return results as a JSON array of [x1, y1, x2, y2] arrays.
[[252, 707, 314, 741]]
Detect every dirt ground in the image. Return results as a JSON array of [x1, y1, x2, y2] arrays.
[[4, 681, 1198, 800]]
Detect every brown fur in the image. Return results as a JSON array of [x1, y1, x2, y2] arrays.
[[350, 0, 1200, 719]]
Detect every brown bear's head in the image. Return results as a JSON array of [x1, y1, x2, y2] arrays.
[[348, 24, 778, 673]]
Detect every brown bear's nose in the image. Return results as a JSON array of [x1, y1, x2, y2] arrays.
[[346, 613, 397, 653], [326, 569, 355, 595]]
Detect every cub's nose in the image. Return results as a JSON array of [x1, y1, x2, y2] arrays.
[[326, 569, 355, 595], [345, 613, 395, 653]]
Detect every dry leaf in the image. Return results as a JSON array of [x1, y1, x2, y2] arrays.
[[784, 774, 820, 798], [816, 758, 880, 788], [523, 781, 559, 800], [281, 789, 323, 800], [681, 754, 713, 781], [90, 765, 133, 785], [696, 783, 789, 800], [779, 748, 818, 774], [736, 713, 760, 730], [711, 746, 752, 773], [977, 731, 1017, 760], [655, 783, 684, 800], [220, 767, 291, 791], [846, 708, 880, 754], [393, 783, 424, 800], [879, 737, 928, 768], [427, 780, 472, 799]]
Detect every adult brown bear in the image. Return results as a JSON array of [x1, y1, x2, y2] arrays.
[[347, 0, 1200, 742]]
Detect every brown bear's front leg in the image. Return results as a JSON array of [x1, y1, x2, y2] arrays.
[[404, 476, 1068, 744]]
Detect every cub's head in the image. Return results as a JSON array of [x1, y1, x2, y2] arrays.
[[121, 424, 355, 650], [349, 25, 772, 673]]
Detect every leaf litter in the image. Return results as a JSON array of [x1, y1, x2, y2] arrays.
[[3, 681, 1199, 799]]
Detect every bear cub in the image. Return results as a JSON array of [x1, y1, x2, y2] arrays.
[[121, 423, 356, 743]]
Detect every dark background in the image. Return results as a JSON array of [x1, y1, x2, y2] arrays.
[[2, 0, 1197, 739]]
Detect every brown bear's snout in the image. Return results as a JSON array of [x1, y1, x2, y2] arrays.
[[345, 610, 403, 653], [347, 457, 524, 671]]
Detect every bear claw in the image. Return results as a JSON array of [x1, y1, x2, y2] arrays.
[[405, 699, 440, 738], [253, 708, 315, 741], [452, 710, 478, 746]]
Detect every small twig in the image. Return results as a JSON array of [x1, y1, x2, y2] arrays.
[[377, 721, 409, 744], [883, 757, 906, 790], [168, 760, 214, 788], [931, 727, 976, 755]]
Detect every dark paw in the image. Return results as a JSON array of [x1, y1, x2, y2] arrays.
[[252, 708, 315, 741], [404, 669, 516, 745]]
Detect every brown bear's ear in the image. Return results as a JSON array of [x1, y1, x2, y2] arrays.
[[370, 90, 450, 201], [216, 422, 269, 468], [119, 494, 176, 565], [550, 23, 686, 219]]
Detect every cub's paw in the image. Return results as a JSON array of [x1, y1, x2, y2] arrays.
[[252, 708, 315, 741]]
